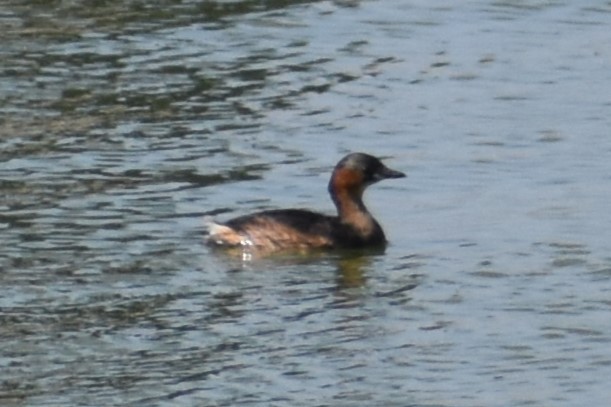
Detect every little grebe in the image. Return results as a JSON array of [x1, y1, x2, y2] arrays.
[[206, 152, 405, 253]]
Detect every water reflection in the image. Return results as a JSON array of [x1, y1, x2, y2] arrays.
[[211, 246, 382, 287], [335, 254, 370, 288]]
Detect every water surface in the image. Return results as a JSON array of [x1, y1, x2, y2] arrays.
[[1, 1, 611, 406]]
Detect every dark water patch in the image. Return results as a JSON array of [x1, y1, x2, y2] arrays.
[[582, 5, 611, 15], [1, 0, 320, 40], [537, 129, 564, 143], [470, 269, 509, 278], [541, 326, 605, 339], [160, 165, 267, 187], [551, 257, 588, 268], [0, 293, 179, 339], [2, 2, 337, 139], [588, 267, 611, 280]]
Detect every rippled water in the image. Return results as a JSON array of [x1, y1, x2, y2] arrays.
[[2, 1, 611, 406]]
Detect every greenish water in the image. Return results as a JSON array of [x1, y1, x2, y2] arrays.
[[2, 1, 611, 406]]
